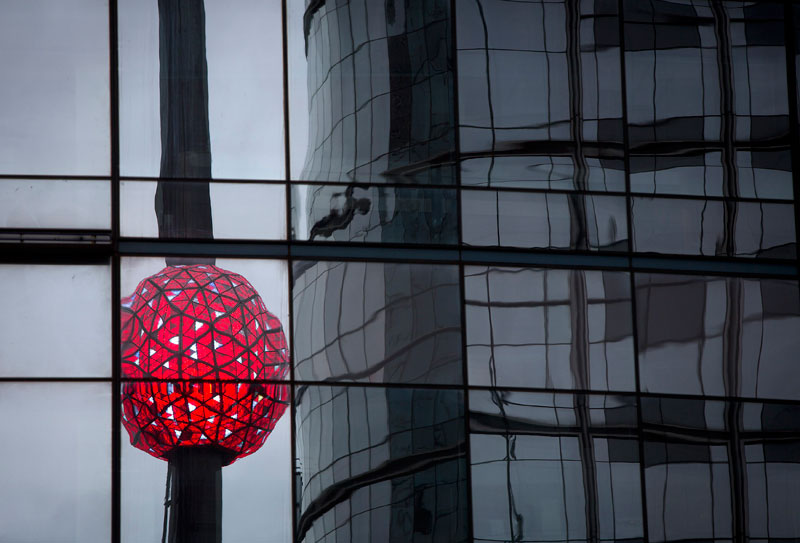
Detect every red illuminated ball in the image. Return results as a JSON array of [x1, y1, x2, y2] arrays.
[[120, 265, 289, 464]]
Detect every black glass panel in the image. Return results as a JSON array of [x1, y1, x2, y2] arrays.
[[295, 385, 467, 543], [291, 184, 458, 244], [292, 260, 463, 384], [635, 273, 800, 400], [465, 266, 635, 391]]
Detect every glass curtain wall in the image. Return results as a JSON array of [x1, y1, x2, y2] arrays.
[[1, 1, 799, 542]]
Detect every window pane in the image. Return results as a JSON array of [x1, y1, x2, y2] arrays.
[[121, 180, 286, 240], [642, 397, 735, 543], [457, 0, 623, 190], [0, 383, 111, 543], [0, 179, 111, 230], [288, 0, 456, 184], [0, 264, 111, 377], [119, 0, 285, 179], [470, 390, 642, 543], [121, 386, 292, 543], [291, 184, 457, 244], [295, 385, 467, 543], [460, 155, 626, 192], [119, 257, 292, 541], [292, 260, 462, 384], [631, 197, 796, 259], [462, 190, 628, 251], [465, 266, 635, 391], [0, 0, 110, 175], [635, 273, 800, 400]]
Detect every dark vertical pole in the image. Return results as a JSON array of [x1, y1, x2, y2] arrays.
[[156, 0, 214, 246], [156, 2, 220, 541], [167, 448, 226, 543]]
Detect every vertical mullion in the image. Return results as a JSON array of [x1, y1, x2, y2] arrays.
[[784, 1, 800, 282], [617, 0, 651, 541], [451, 0, 473, 539], [109, 0, 121, 541], [281, 3, 300, 542]]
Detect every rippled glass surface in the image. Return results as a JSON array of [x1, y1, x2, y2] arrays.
[[465, 266, 635, 391], [635, 273, 800, 400], [292, 184, 458, 244], [292, 260, 462, 384], [295, 385, 466, 543]]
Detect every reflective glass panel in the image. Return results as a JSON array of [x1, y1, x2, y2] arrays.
[[462, 190, 628, 251], [121, 180, 286, 240], [0, 264, 111, 377], [631, 197, 796, 259], [120, 256, 292, 542], [465, 266, 635, 391], [470, 390, 643, 543], [295, 385, 467, 543], [635, 273, 800, 400], [630, 150, 794, 200], [291, 184, 457, 244], [0, 383, 111, 543], [292, 260, 462, 384], [288, 0, 456, 184], [121, 387, 292, 543], [0, 179, 111, 230], [119, 0, 285, 179], [0, 0, 110, 175]]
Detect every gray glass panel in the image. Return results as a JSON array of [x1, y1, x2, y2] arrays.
[[470, 390, 642, 543], [0, 179, 111, 230], [291, 184, 457, 244], [0, 0, 110, 175], [119, 0, 285, 179], [462, 190, 628, 251], [465, 266, 635, 391], [635, 273, 800, 400], [292, 260, 462, 384], [295, 385, 466, 543], [120, 180, 286, 240], [632, 197, 796, 259], [0, 264, 111, 377], [0, 383, 111, 543]]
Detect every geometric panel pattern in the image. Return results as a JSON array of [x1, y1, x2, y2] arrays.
[[120, 265, 289, 464]]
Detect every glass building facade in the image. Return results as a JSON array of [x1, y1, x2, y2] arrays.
[[1, 1, 800, 542]]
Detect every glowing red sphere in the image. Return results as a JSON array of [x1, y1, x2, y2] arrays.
[[120, 264, 289, 464]]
